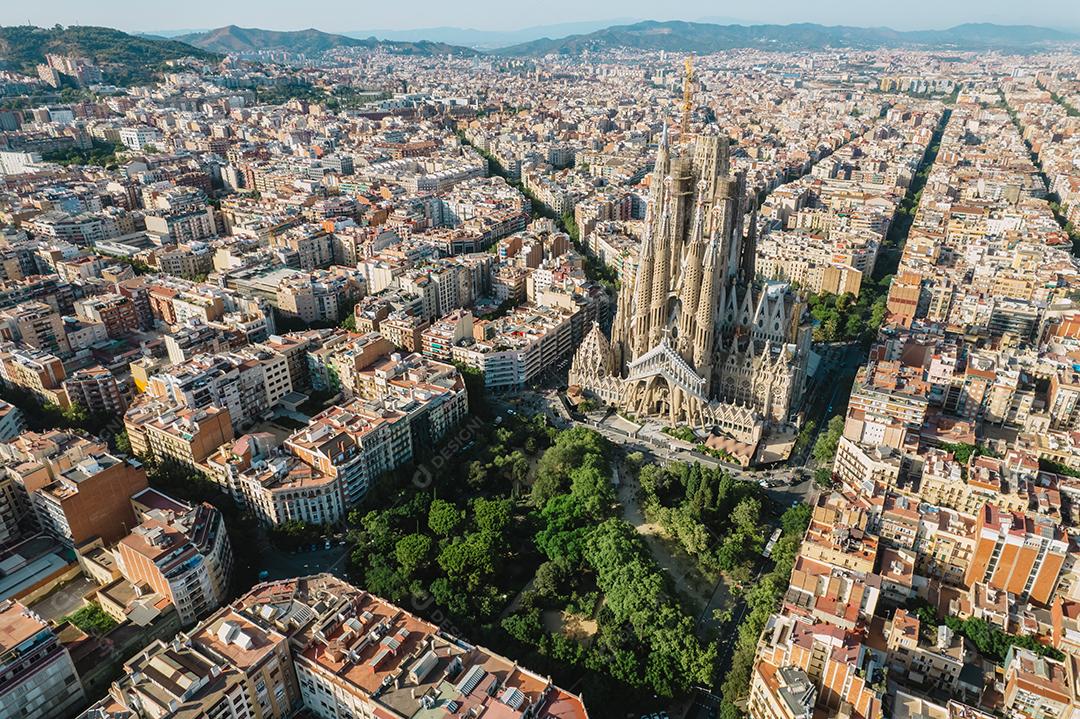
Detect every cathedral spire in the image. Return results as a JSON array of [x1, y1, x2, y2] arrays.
[[676, 196, 707, 361], [654, 124, 671, 185], [566, 133, 808, 436], [693, 234, 718, 374]]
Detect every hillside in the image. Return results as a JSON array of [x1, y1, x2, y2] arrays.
[[0, 25, 218, 84], [495, 20, 1078, 55], [177, 25, 476, 57]]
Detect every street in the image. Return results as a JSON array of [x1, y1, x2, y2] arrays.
[[261, 543, 351, 582]]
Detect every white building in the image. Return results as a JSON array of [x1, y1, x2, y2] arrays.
[[118, 125, 163, 151]]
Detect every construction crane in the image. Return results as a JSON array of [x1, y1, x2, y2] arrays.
[[681, 55, 695, 138]]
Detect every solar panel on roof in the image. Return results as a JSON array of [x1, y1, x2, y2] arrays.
[[369, 647, 390, 668], [410, 650, 439, 683], [500, 687, 525, 709], [455, 664, 486, 695]]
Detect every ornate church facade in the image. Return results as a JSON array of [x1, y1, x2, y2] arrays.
[[569, 129, 811, 444]]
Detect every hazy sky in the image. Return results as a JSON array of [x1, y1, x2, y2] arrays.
[[3, 0, 1079, 32]]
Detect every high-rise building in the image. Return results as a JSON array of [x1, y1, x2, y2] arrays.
[[570, 128, 811, 443]]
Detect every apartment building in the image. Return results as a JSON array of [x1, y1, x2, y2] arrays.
[[275, 269, 365, 325], [74, 293, 139, 339], [0, 430, 104, 540], [0, 343, 69, 407], [24, 210, 107, 245], [125, 401, 235, 469], [116, 488, 233, 625], [256, 332, 324, 391], [747, 664, 815, 719], [916, 452, 1028, 517], [964, 504, 1069, 605], [270, 225, 333, 270], [884, 610, 966, 696], [0, 473, 23, 545], [90, 638, 263, 719], [63, 364, 127, 415], [186, 611, 299, 719], [379, 313, 428, 353], [306, 331, 368, 393], [318, 332, 397, 399], [832, 436, 902, 489], [915, 507, 976, 588], [286, 400, 412, 508], [116, 276, 155, 329], [163, 321, 243, 364], [1003, 647, 1072, 719], [0, 300, 70, 355], [0, 399, 25, 441], [421, 309, 474, 361], [54, 254, 107, 284], [118, 125, 162, 151], [235, 454, 345, 527], [33, 450, 148, 547], [753, 615, 885, 719], [798, 494, 879, 575], [83, 574, 584, 719], [289, 581, 587, 719], [156, 242, 215, 279], [147, 349, 292, 431], [207, 347, 466, 525], [0, 600, 86, 719], [0, 275, 76, 315], [142, 277, 274, 342], [450, 304, 576, 391], [148, 283, 224, 327], [844, 361, 930, 451]]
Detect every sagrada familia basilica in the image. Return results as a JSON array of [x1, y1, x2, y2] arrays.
[[569, 127, 812, 445]]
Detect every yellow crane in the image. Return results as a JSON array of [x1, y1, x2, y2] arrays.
[[681, 55, 695, 138]]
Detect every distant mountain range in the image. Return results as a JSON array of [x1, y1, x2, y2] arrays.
[[494, 20, 1079, 55], [3, 20, 1074, 85], [173, 21, 1080, 58], [0, 25, 218, 85], [174, 25, 477, 57], [343, 19, 642, 49]]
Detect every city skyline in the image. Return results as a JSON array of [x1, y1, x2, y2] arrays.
[[3, 9, 1080, 719], [2, 0, 1079, 34]]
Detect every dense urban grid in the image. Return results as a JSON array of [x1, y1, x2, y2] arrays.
[[0, 18, 1079, 719]]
